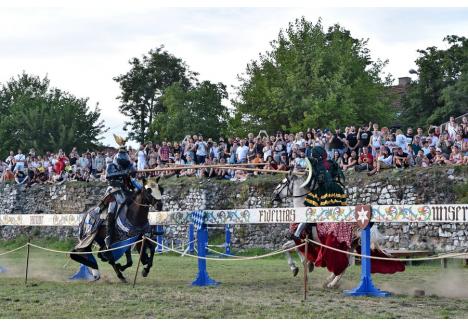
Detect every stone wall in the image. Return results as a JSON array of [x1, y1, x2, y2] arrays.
[[0, 166, 466, 252]]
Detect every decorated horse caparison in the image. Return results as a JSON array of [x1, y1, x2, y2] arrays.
[[273, 146, 405, 288], [70, 178, 164, 282]]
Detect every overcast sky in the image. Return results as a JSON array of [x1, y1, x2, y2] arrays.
[[0, 4, 467, 147]]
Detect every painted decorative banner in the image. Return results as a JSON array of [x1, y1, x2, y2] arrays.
[[0, 205, 467, 226]]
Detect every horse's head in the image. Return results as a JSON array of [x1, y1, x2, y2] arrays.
[[140, 177, 164, 211], [272, 158, 313, 202]]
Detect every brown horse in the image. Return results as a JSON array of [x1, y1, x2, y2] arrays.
[[70, 178, 163, 282]]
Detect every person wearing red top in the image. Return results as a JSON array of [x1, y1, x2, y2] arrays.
[[355, 146, 374, 171]]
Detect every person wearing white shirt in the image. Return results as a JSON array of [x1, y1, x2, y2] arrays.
[[367, 148, 393, 175], [395, 130, 408, 153], [236, 139, 249, 163], [137, 145, 147, 170], [13, 149, 26, 171]]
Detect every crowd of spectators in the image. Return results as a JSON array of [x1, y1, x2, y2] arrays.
[[1, 116, 467, 186]]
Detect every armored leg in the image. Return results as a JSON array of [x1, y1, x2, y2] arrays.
[[105, 212, 116, 249]]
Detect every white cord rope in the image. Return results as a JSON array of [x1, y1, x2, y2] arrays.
[[206, 246, 239, 258], [0, 244, 28, 256], [27, 239, 143, 255], [145, 236, 306, 261], [306, 238, 468, 261]]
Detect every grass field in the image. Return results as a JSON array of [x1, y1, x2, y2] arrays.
[[1, 241, 468, 319]]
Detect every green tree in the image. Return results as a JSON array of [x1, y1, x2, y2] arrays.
[[150, 81, 228, 141], [113, 46, 198, 144], [401, 35, 467, 128], [0, 73, 106, 158], [229, 17, 394, 136]]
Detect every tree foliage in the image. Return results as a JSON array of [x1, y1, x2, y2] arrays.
[[113, 46, 198, 143], [229, 17, 394, 136], [0, 73, 106, 158], [401, 35, 468, 128], [150, 81, 228, 141]]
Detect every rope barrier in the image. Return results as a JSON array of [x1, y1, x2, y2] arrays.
[[0, 238, 465, 262], [27, 239, 143, 255], [0, 244, 28, 256], [145, 236, 306, 261], [306, 238, 468, 261], [206, 246, 240, 258]]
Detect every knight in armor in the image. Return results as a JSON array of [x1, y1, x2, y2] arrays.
[[293, 146, 347, 239], [102, 135, 143, 251]]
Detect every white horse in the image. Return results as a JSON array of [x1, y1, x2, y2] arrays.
[[273, 168, 384, 289]]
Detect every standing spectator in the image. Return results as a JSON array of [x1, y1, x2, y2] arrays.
[[236, 139, 249, 163], [247, 142, 257, 163], [405, 128, 415, 145], [137, 144, 148, 170], [345, 126, 359, 154], [209, 141, 221, 160], [370, 129, 383, 157], [395, 130, 408, 153], [330, 128, 346, 156], [447, 116, 458, 140], [159, 142, 170, 164], [5, 151, 15, 171], [14, 149, 26, 172], [195, 135, 208, 164], [262, 141, 273, 161], [357, 123, 372, 150], [95, 152, 106, 175], [273, 133, 286, 162]]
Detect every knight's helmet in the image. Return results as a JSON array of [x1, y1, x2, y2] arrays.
[[113, 134, 131, 169]]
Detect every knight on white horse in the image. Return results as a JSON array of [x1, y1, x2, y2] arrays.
[[274, 146, 404, 289]]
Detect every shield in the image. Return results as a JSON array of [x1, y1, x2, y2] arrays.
[[355, 204, 371, 229]]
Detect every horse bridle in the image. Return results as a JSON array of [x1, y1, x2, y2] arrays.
[[131, 187, 162, 208], [274, 174, 309, 202]]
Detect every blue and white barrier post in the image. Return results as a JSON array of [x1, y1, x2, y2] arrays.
[[344, 206, 390, 297], [69, 264, 95, 281], [156, 225, 164, 253], [188, 224, 195, 254], [192, 222, 219, 287], [225, 224, 231, 255]]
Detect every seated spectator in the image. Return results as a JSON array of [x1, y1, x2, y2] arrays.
[[264, 155, 278, 171], [393, 147, 409, 169], [449, 145, 463, 165], [368, 148, 393, 176], [340, 151, 356, 171], [15, 169, 29, 185], [426, 146, 437, 164], [406, 144, 416, 166], [433, 148, 450, 165], [355, 146, 373, 172], [277, 153, 289, 171], [421, 141, 431, 156], [415, 150, 430, 168], [332, 151, 342, 166]]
